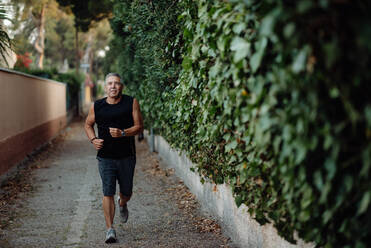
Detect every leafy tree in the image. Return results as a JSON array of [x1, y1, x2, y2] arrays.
[[55, 0, 112, 71], [85, 19, 113, 79], [43, 7, 76, 68], [9, 0, 58, 69], [56, 0, 112, 32], [9, 0, 105, 71]]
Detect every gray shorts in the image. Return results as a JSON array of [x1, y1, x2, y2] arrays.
[[97, 156, 136, 197]]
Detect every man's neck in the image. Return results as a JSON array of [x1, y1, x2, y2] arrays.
[[106, 95, 122, 104]]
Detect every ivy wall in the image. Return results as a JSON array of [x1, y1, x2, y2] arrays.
[[108, 0, 371, 247]]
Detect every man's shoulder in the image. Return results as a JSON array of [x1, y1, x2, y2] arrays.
[[94, 97, 107, 108], [95, 97, 107, 104], [122, 94, 134, 102], [122, 94, 133, 99]]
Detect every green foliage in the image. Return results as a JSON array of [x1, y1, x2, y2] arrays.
[[9, 0, 78, 69], [108, 0, 189, 128], [56, 0, 112, 31], [43, 10, 76, 68], [55, 71, 83, 110], [110, 0, 371, 247], [96, 83, 104, 98]]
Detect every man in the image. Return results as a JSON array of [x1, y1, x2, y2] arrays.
[[84, 73, 143, 243]]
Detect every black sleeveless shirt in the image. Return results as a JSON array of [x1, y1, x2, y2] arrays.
[[94, 94, 136, 159]]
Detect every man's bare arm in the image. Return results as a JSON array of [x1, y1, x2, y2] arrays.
[[85, 103, 104, 150], [109, 98, 144, 137]]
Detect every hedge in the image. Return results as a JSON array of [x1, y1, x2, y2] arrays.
[[109, 0, 371, 247]]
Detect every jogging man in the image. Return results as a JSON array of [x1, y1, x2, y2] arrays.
[[84, 72, 143, 243]]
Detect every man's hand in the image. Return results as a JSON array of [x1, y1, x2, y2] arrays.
[[92, 138, 104, 150], [109, 127, 123, 138]]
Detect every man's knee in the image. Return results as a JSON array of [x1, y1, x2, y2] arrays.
[[120, 193, 131, 200]]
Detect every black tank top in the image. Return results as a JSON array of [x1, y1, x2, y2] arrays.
[[94, 94, 136, 159]]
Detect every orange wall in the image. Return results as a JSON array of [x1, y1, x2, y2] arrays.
[[0, 68, 67, 176]]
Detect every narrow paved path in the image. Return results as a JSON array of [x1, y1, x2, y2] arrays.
[[0, 121, 235, 248]]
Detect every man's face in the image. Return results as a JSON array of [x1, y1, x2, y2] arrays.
[[105, 76, 123, 98]]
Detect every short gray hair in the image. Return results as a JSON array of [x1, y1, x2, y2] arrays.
[[105, 73, 122, 84]]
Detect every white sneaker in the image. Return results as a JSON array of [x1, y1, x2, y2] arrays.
[[105, 228, 117, 243]]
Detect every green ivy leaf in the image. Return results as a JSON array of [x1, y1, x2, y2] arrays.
[[298, 210, 310, 222], [225, 139, 238, 152], [314, 170, 324, 190], [292, 48, 308, 73], [235, 194, 243, 207], [230, 36, 251, 62], [260, 15, 275, 36], [283, 23, 295, 39], [357, 191, 370, 216], [183, 28, 193, 39], [324, 158, 336, 180], [323, 40, 339, 69], [233, 22, 247, 34], [250, 38, 267, 73], [240, 170, 248, 184], [297, 0, 314, 13], [182, 56, 193, 70]]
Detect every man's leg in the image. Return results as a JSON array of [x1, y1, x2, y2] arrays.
[[97, 157, 118, 242], [103, 196, 115, 228], [117, 193, 130, 223], [117, 156, 136, 223], [118, 193, 131, 206]]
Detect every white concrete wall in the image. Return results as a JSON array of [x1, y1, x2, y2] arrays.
[[146, 131, 314, 248]]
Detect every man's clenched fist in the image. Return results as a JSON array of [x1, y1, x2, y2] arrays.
[[92, 138, 104, 150], [109, 127, 123, 138]]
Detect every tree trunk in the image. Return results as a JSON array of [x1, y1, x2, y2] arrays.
[[34, 4, 45, 69], [75, 27, 80, 73]]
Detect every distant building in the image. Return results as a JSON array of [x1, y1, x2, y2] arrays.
[[59, 58, 69, 73], [84, 72, 94, 104]]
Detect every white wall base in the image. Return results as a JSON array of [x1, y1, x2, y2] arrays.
[[145, 131, 314, 248]]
